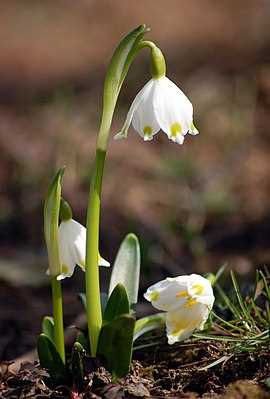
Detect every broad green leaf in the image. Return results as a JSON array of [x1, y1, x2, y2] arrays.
[[97, 314, 135, 379], [44, 168, 65, 276], [71, 342, 85, 392], [37, 333, 66, 382], [103, 284, 130, 323], [134, 313, 165, 342], [109, 234, 140, 307], [42, 316, 54, 344]]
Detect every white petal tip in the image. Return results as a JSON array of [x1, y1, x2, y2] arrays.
[[56, 274, 66, 281], [99, 259, 110, 268], [114, 131, 127, 140], [189, 124, 199, 135], [143, 135, 153, 141], [169, 135, 184, 145]]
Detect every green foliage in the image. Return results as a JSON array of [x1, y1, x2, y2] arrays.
[[134, 313, 165, 342], [193, 269, 270, 360], [41, 316, 54, 344], [97, 314, 136, 380], [71, 342, 85, 392], [109, 233, 141, 308], [103, 284, 130, 323], [44, 168, 64, 276], [37, 333, 67, 383], [75, 331, 90, 354], [104, 25, 148, 107]]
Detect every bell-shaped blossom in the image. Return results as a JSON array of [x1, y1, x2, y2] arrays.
[[144, 274, 214, 344], [115, 76, 199, 144], [47, 219, 110, 280]]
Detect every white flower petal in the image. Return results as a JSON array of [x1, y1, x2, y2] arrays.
[[56, 219, 109, 280], [189, 122, 199, 136], [153, 77, 194, 142], [114, 79, 157, 140], [98, 255, 110, 267], [187, 274, 215, 307], [144, 276, 191, 311], [131, 79, 160, 140], [144, 273, 215, 342], [166, 301, 211, 344]]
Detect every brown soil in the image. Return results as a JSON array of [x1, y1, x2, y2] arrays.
[[1, 341, 269, 398]]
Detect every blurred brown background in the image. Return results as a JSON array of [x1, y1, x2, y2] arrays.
[[0, 0, 270, 360]]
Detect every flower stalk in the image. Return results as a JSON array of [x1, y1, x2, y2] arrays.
[[85, 148, 106, 355], [51, 277, 65, 363], [139, 40, 166, 79], [85, 25, 149, 355]]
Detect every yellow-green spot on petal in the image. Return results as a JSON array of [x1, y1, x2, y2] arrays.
[[61, 264, 69, 274], [176, 290, 188, 299], [149, 291, 160, 301], [143, 125, 153, 137], [170, 122, 182, 138], [192, 284, 204, 296]]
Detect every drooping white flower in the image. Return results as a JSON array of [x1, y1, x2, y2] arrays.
[[47, 219, 110, 280], [115, 76, 199, 145], [144, 274, 214, 344]]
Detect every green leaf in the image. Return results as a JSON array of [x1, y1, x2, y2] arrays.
[[42, 316, 54, 343], [97, 314, 135, 379], [71, 342, 85, 392], [37, 333, 66, 382], [109, 234, 140, 307], [104, 25, 148, 104], [44, 168, 65, 276], [104, 284, 130, 323], [133, 313, 165, 342]]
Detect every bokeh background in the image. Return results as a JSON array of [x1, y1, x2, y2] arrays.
[[1, 0, 270, 360]]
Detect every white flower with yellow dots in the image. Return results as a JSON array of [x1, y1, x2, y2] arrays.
[[144, 274, 214, 344], [47, 219, 110, 280], [115, 77, 198, 144]]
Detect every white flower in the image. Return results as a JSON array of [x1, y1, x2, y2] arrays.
[[47, 219, 110, 280], [144, 274, 214, 344], [115, 76, 199, 145]]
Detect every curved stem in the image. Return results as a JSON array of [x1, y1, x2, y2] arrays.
[[85, 149, 106, 355], [85, 26, 151, 356], [139, 41, 166, 78], [51, 277, 65, 363]]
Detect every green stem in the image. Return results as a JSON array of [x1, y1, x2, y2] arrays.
[[51, 277, 65, 363], [86, 148, 106, 355], [85, 26, 151, 356]]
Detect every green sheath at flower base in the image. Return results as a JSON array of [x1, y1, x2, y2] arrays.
[[86, 25, 149, 357], [59, 197, 73, 222], [139, 40, 166, 79], [44, 168, 65, 277], [43, 168, 66, 364]]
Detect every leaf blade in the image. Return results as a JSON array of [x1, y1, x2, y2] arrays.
[[97, 314, 135, 379], [109, 233, 140, 307]]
